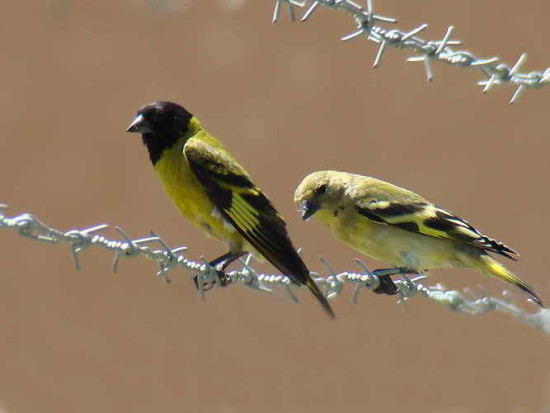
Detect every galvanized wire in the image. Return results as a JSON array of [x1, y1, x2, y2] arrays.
[[1, 204, 547, 332], [272, 0, 549, 103]]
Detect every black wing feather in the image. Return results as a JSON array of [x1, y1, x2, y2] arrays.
[[185, 140, 308, 284], [184, 139, 334, 317], [356, 201, 518, 260]]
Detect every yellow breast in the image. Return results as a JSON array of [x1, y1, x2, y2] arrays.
[[153, 141, 240, 247], [316, 208, 460, 270]]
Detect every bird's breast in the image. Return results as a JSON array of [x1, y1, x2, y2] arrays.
[[153, 143, 240, 246], [319, 207, 460, 270]]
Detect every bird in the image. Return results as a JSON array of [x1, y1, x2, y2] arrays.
[[294, 170, 543, 307], [126, 101, 334, 318]]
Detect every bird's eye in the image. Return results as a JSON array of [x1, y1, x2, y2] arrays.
[[316, 184, 327, 195]]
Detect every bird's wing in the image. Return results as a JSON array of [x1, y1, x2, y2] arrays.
[[352, 181, 518, 260], [184, 138, 311, 283]]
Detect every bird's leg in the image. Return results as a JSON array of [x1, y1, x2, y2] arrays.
[[371, 267, 416, 295], [214, 251, 247, 286], [193, 251, 246, 291], [220, 252, 247, 271]]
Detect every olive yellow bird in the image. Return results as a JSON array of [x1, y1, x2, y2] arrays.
[[126, 101, 334, 318], [294, 170, 543, 306]]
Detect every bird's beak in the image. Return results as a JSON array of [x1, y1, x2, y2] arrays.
[[299, 199, 319, 221], [126, 114, 150, 133]]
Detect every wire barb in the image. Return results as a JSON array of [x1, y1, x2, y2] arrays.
[[271, 0, 548, 100], [1, 206, 548, 333], [272, 0, 306, 23]]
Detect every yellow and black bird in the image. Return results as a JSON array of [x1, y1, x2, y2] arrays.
[[127, 101, 334, 317], [294, 170, 543, 306]]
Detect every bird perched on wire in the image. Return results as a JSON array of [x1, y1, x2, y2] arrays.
[[126, 101, 334, 318], [294, 170, 543, 307]]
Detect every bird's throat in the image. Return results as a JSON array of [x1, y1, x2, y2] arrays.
[[142, 131, 184, 166]]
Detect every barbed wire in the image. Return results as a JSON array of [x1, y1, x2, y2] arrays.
[[1, 204, 548, 332], [272, 0, 549, 103]]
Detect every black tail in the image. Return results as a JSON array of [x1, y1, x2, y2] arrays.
[[304, 277, 335, 319], [259, 240, 335, 318]]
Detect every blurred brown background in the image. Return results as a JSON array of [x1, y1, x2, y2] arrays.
[[0, 0, 548, 412]]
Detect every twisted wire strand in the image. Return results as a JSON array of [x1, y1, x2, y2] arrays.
[[1, 204, 548, 332], [272, 0, 549, 103]]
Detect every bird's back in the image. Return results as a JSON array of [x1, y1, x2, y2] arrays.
[[345, 173, 428, 205]]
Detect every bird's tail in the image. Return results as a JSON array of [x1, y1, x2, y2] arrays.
[[304, 278, 335, 319], [475, 254, 544, 307], [256, 239, 335, 318]]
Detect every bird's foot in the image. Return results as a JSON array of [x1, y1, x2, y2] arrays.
[[371, 273, 399, 295], [193, 270, 233, 291]]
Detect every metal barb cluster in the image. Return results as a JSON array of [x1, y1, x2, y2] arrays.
[[272, 0, 549, 103], [1, 205, 548, 333]]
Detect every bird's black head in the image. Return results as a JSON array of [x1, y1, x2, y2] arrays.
[[126, 101, 195, 165]]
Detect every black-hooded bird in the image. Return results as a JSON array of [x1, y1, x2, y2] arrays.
[[294, 170, 543, 306], [126, 101, 334, 317]]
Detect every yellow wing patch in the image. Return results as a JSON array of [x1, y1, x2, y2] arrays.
[[226, 193, 261, 233]]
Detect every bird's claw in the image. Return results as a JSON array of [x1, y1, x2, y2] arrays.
[[193, 270, 233, 291], [372, 274, 399, 295]]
